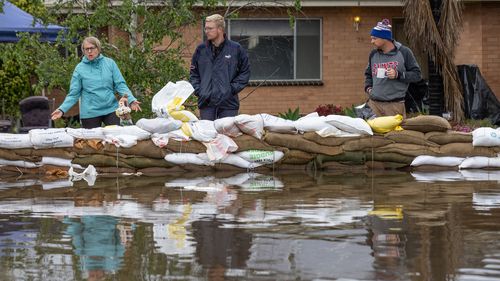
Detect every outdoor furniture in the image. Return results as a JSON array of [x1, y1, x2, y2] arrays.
[[18, 96, 52, 133]]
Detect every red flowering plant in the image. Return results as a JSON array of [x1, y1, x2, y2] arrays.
[[314, 104, 344, 116]]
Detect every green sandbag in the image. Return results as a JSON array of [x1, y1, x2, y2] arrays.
[[316, 152, 366, 165], [365, 152, 414, 164]]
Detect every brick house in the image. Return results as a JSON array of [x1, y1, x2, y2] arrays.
[[70, 0, 500, 116]]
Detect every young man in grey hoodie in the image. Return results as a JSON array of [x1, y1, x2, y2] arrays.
[[364, 19, 421, 118]]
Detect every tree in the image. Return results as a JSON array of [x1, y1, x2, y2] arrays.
[[402, 0, 464, 122]]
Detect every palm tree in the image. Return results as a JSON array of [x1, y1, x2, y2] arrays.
[[402, 0, 464, 122]]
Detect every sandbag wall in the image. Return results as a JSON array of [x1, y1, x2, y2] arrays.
[[1, 115, 500, 176]]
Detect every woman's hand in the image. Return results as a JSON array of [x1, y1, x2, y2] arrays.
[[130, 101, 142, 112], [51, 109, 63, 120]]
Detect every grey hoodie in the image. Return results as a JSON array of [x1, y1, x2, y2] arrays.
[[364, 41, 422, 102]]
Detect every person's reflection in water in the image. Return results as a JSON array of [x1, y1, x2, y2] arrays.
[[192, 218, 252, 279], [365, 209, 407, 281], [64, 216, 126, 281]]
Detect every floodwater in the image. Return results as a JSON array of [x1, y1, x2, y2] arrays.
[[1, 169, 500, 281]]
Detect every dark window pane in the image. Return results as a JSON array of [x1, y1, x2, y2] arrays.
[[296, 20, 321, 80], [230, 20, 294, 80]]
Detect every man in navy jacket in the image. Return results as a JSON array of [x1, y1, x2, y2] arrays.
[[189, 14, 251, 120]]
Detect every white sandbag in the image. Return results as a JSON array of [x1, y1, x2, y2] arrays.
[[104, 134, 139, 148], [204, 134, 238, 161], [188, 120, 218, 142], [136, 117, 182, 134], [472, 127, 500, 147], [102, 125, 151, 140], [167, 129, 191, 141], [315, 126, 360, 138], [151, 133, 170, 148], [294, 114, 331, 133], [42, 156, 83, 169], [411, 155, 465, 167], [218, 154, 263, 169], [29, 128, 75, 149], [260, 113, 297, 134], [236, 150, 284, 164], [164, 153, 214, 166], [234, 114, 265, 139], [68, 165, 97, 186], [0, 158, 40, 168], [459, 156, 500, 169], [214, 117, 242, 137], [0, 133, 32, 149], [324, 115, 373, 135], [66, 128, 105, 140]]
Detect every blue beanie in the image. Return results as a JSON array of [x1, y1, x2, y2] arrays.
[[370, 19, 392, 40]]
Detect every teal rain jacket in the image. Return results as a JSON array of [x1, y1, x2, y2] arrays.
[[58, 54, 137, 119]]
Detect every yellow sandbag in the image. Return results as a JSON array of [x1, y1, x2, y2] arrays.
[[170, 110, 198, 122], [367, 114, 404, 134]]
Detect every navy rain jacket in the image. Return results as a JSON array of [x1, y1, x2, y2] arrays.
[[189, 38, 250, 110]]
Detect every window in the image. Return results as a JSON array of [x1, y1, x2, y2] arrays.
[[227, 19, 322, 82]]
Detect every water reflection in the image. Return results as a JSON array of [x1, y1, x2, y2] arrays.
[[0, 170, 500, 280]]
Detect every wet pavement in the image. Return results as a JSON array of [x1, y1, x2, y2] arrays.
[[1, 169, 500, 280]]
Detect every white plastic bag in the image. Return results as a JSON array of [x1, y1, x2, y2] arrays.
[[68, 165, 97, 186]]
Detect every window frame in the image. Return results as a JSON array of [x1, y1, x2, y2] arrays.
[[202, 17, 323, 85]]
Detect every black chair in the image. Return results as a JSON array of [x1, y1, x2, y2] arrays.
[[19, 96, 52, 133]]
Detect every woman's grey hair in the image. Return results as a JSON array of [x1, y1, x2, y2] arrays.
[[81, 36, 102, 53], [205, 14, 225, 30]]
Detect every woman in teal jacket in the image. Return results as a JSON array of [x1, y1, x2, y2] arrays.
[[51, 36, 141, 128]]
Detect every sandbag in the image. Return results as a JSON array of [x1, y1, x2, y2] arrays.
[[234, 114, 265, 139], [0, 158, 40, 168], [204, 134, 238, 161], [472, 127, 500, 147], [0, 148, 40, 162], [425, 131, 472, 145], [233, 134, 276, 152], [136, 117, 182, 134], [366, 152, 414, 164], [165, 139, 206, 154], [316, 152, 366, 165], [401, 115, 451, 132], [186, 120, 218, 142], [303, 132, 360, 146], [264, 132, 343, 156], [165, 153, 213, 166], [29, 128, 75, 149], [236, 150, 284, 164], [459, 156, 500, 169], [439, 143, 498, 157], [104, 140, 168, 159], [385, 130, 439, 147], [214, 117, 242, 137], [66, 128, 105, 140], [72, 154, 135, 169], [0, 133, 32, 149], [376, 143, 439, 157], [367, 114, 403, 134], [294, 114, 332, 133], [281, 149, 315, 165], [260, 113, 297, 134], [411, 155, 465, 167], [324, 115, 373, 135], [342, 136, 394, 151], [102, 125, 151, 140]]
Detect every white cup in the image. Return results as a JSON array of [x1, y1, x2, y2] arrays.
[[376, 68, 387, 78]]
